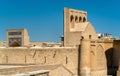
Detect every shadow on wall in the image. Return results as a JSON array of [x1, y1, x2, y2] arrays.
[[105, 48, 119, 76], [78, 45, 81, 76]]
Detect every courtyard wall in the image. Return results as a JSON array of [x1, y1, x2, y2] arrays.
[[0, 47, 78, 75]]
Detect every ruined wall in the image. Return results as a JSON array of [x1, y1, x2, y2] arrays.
[[0, 47, 78, 75]]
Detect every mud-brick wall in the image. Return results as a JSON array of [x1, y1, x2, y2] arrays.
[[0, 47, 78, 75]]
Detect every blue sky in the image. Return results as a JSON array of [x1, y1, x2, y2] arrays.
[[0, 0, 120, 42]]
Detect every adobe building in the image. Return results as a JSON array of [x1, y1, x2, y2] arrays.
[[0, 8, 120, 76], [6, 29, 29, 47]]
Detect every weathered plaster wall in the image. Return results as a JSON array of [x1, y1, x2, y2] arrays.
[[0, 47, 78, 75]]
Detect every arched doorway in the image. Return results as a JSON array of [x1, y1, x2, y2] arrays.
[[91, 45, 107, 76], [10, 41, 20, 47], [96, 45, 106, 68]]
